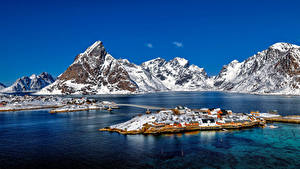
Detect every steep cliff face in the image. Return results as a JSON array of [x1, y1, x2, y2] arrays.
[[141, 57, 211, 91], [39, 41, 138, 95], [0, 72, 55, 93], [214, 43, 300, 94]]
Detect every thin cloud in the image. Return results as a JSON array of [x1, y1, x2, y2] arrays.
[[172, 41, 183, 48], [146, 43, 153, 48]]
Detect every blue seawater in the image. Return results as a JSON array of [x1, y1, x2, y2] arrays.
[[0, 92, 299, 169]]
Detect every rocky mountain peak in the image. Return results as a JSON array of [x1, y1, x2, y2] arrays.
[[269, 42, 300, 52], [30, 74, 37, 79], [40, 41, 138, 95], [170, 57, 189, 68], [229, 59, 239, 65], [84, 41, 105, 55], [73, 41, 107, 67], [141, 57, 166, 67]]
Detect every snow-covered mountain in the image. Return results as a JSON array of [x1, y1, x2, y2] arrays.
[[0, 72, 55, 93], [35, 40, 300, 95], [141, 57, 212, 91], [0, 83, 6, 90], [118, 59, 168, 92], [214, 42, 300, 95], [37, 41, 210, 95], [38, 41, 138, 95]]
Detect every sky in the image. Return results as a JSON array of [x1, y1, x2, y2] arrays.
[[1, 0, 300, 85]]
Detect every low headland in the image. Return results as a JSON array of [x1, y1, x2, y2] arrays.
[[0, 95, 118, 113]]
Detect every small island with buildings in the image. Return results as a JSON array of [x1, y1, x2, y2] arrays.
[[100, 106, 300, 135]]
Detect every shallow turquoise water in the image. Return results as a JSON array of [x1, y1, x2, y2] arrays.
[[0, 92, 299, 169]]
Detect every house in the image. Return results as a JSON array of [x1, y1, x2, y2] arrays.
[[174, 105, 190, 114]]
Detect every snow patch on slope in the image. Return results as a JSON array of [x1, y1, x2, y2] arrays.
[[119, 59, 168, 92]]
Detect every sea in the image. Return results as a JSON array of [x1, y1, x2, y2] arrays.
[[0, 92, 299, 169]]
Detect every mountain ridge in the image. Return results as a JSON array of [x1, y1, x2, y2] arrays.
[[214, 42, 300, 94], [14, 41, 300, 95]]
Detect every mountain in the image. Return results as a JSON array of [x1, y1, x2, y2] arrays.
[[37, 40, 300, 95], [0, 72, 55, 93], [38, 41, 210, 95], [118, 59, 168, 92], [141, 57, 212, 91], [38, 41, 138, 95], [0, 83, 6, 90], [214, 42, 300, 95]]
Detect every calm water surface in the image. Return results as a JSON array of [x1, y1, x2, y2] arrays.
[[0, 92, 299, 169]]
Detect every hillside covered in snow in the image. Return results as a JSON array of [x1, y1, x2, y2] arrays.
[[141, 57, 213, 91], [214, 42, 300, 95]]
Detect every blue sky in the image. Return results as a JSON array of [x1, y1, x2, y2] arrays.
[[1, 0, 300, 85]]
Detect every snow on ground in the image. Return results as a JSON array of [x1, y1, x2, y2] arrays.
[[0, 95, 116, 112], [50, 104, 104, 113], [109, 107, 258, 131]]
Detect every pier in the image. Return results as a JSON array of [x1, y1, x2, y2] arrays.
[[264, 116, 300, 124]]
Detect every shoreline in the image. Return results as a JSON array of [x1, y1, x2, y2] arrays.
[[0, 105, 63, 112], [49, 106, 106, 113], [99, 118, 300, 135]]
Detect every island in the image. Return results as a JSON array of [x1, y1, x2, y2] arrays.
[[99, 106, 283, 135]]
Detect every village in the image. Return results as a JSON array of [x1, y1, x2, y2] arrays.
[[99, 105, 300, 134]]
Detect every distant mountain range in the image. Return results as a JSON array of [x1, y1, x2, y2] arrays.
[[0, 72, 55, 93], [4, 40, 300, 95]]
